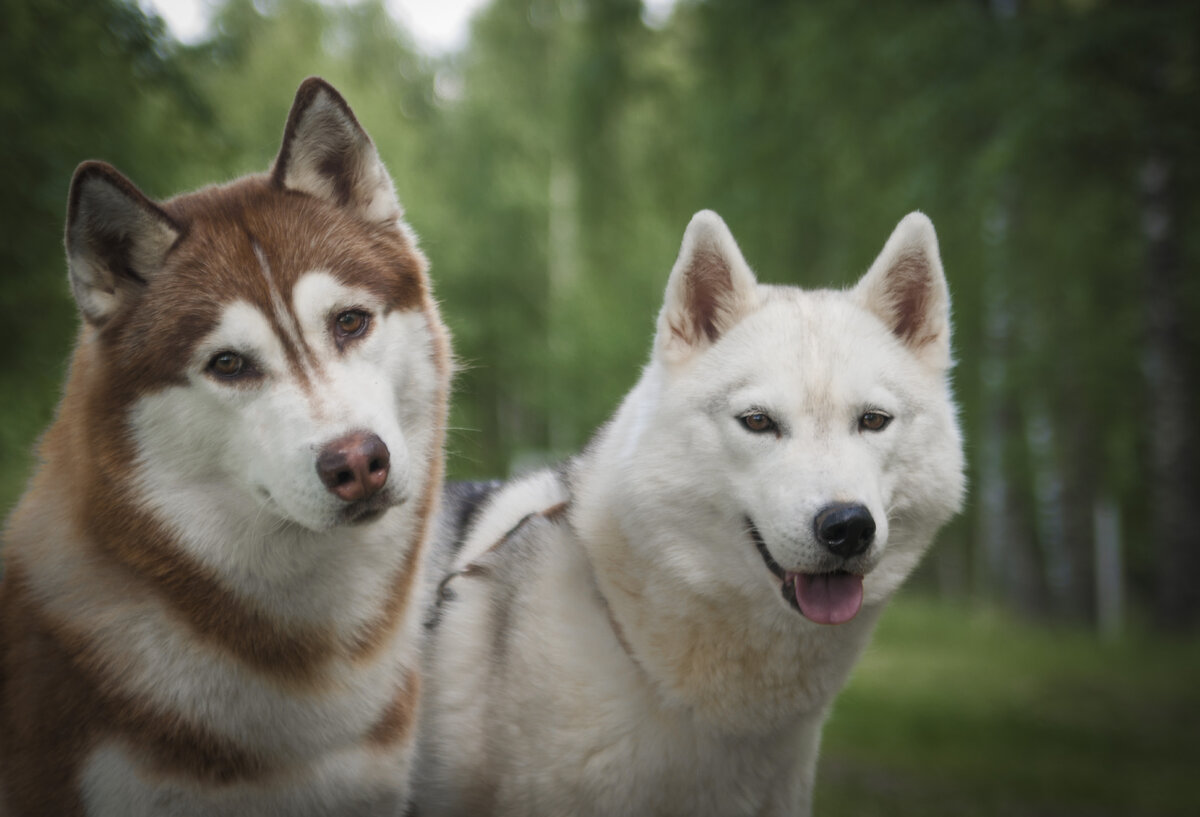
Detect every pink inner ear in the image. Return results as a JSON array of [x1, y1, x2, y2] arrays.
[[883, 250, 937, 347], [684, 248, 733, 343]]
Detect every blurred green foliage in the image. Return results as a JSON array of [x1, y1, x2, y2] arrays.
[[0, 0, 214, 507], [820, 596, 1200, 815], [1, 0, 1198, 633]]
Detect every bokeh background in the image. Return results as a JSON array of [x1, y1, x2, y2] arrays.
[[2, 0, 1197, 813]]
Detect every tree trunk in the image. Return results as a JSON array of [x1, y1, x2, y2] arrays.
[[976, 199, 1049, 616], [1141, 154, 1200, 631]]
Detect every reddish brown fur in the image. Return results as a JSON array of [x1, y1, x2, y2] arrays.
[[1, 564, 95, 816], [541, 501, 570, 523], [0, 565, 270, 816], [366, 668, 420, 747]]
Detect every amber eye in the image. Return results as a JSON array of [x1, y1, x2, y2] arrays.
[[208, 351, 245, 379], [334, 310, 370, 340], [741, 412, 777, 434], [859, 411, 893, 432]]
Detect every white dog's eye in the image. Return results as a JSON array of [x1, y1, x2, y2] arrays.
[[740, 412, 777, 434], [859, 410, 893, 432]]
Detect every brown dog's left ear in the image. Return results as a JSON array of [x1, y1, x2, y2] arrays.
[[65, 161, 181, 327], [272, 77, 403, 226], [854, 212, 952, 369]]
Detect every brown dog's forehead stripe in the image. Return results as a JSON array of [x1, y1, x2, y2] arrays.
[[247, 234, 319, 387]]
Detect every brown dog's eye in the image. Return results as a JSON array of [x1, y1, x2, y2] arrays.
[[334, 310, 370, 341], [208, 351, 246, 379], [859, 411, 893, 432], [741, 412, 777, 434]]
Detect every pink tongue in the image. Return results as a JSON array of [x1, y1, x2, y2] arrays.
[[792, 573, 864, 625]]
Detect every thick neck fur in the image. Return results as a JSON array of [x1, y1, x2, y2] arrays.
[[570, 361, 883, 735]]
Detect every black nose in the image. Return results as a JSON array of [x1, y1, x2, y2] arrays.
[[814, 503, 875, 558]]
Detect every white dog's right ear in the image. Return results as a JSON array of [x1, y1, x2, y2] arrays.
[[656, 210, 759, 362], [854, 212, 952, 370], [271, 77, 403, 226]]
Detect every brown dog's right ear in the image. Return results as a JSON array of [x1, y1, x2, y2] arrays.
[[271, 77, 403, 226], [65, 161, 180, 326]]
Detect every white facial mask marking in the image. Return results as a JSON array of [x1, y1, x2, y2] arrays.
[[130, 273, 428, 554]]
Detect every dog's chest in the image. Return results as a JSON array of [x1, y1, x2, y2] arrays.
[[506, 704, 807, 817]]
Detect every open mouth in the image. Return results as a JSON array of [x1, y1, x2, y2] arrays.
[[747, 519, 864, 625]]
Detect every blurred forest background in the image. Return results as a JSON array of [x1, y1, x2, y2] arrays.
[[1, 0, 1198, 812]]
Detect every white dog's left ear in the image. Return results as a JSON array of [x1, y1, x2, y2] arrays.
[[271, 77, 403, 226], [855, 212, 952, 369], [656, 210, 759, 361]]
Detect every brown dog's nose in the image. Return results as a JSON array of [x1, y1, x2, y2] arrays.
[[316, 432, 390, 502]]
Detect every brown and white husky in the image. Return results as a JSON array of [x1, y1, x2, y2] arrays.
[[0, 78, 451, 816]]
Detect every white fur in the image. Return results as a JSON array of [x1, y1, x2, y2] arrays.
[[415, 211, 965, 816], [80, 742, 410, 817]]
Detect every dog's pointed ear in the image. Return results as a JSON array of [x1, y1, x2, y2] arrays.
[[271, 77, 402, 225], [656, 210, 759, 361], [854, 212, 952, 369], [65, 161, 181, 327]]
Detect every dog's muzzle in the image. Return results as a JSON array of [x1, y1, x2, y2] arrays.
[[747, 518, 864, 625]]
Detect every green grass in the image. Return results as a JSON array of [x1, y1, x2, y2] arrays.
[[816, 596, 1200, 816]]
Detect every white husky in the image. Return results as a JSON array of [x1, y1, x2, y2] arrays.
[[414, 210, 965, 816], [0, 79, 450, 815]]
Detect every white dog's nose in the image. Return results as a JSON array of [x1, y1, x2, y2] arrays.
[[813, 503, 875, 558]]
